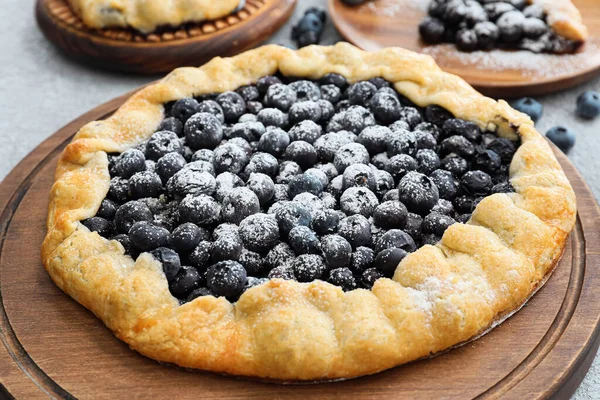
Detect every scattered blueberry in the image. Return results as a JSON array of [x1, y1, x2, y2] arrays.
[[576, 91, 600, 119], [546, 126, 576, 153]]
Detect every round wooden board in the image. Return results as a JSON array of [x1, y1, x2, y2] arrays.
[[0, 93, 600, 400], [329, 0, 600, 98], [35, 0, 296, 74]]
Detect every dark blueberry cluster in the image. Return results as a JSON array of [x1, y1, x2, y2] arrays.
[[291, 8, 327, 48], [419, 0, 581, 54], [82, 73, 519, 304]]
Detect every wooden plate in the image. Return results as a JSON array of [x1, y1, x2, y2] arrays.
[[329, 0, 600, 98], [35, 0, 296, 74], [1, 92, 600, 399]]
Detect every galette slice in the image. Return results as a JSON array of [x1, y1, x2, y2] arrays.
[[43, 43, 576, 381]]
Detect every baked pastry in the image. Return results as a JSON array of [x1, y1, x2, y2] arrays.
[[66, 0, 242, 33], [42, 43, 576, 381], [419, 0, 588, 53]]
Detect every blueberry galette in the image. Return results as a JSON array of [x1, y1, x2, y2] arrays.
[[420, 0, 588, 53], [42, 43, 576, 381], [66, 0, 242, 33]]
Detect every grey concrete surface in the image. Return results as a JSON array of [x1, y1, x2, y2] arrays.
[[0, 0, 598, 398]]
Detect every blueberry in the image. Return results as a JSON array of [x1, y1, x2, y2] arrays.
[[265, 242, 296, 271], [375, 229, 416, 253], [373, 200, 408, 229], [291, 119, 323, 143], [398, 171, 440, 215], [340, 187, 379, 217], [189, 241, 213, 271], [166, 168, 215, 198], [576, 91, 600, 119], [97, 199, 118, 220], [184, 113, 223, 150], [338, 215, 372, 248], [170, 98, 201, 123], [440, 135, 475, 158], [361, 267, 382, 289], [239, 249, 265, 276], [386, 129, 418, 157], [213, 143, 249, 175], [273, 183, 290, 202], [386, 154, 418, 182], [419, 17, 445, 43], [178, 194, 221, 226], [211, 229, 243, 262], [169, 266, 202, 299], [245, 152, 279, 178], [239, 213, 279, 252], [169, 222, 206, 252], [158, 117, 184, 137], [350, 246, 374, 274], [491, 182, 515, 194], [440, 155, 469, 177], [383, 189, 400, 202], [197, 100, 225, 124], [404, 212, 423, 240], [461, 170, 493, 196], [284, 141, 318, 170], [334, 143, 370, 173], [305, 168, 329, 188], [474, 21, 500, 49], [111, 233, 132, 253], [257, 76, 282, 94], [442, 119, 481, 142], [222, 187, 260, 224], [358, 126, 391, 155], [429, 169, 458, 201], [265, 84, 297, 111], [522, 18, 548, 38], [342, 106, 376, 134], [314, 132, 355, 162], [292, 254, 326, 282], [375, 248, 408, 277], [484, 2, 516, 21], [424, 105, 454, 126], [150, 247, 182, 281], [128, 171, 162, 199], [318, 99, 335, 122], [321, 235, 352, 268], [277, 161, 303, 184], [156, 152, 186, 183], [487, 138, 517, 162], [246, 173, 275, 206], [275, 201, 312, 236], [113, 149, 146, 178], [416, 149, 441, 175], [268, 265, 296, 280], [215, 92, 246, 123], [453, 195, 477, 214], [214, 172, 244, 202], [311, 209, 340, 234], [374, 169, 395, 197], [228, 121, 266, 142], [290, 80, 322, 102], [431, 199, 455, 215], [319, 192, 337, 209], [257, 108, 288, 129], [146, 131, 184, 161], [114, 201, 153, 233], [258, 128, 290, 156], [328, 268, 357, 291], [342, 164, 377, 192], [321, 84, 342, 103], [512, 97, 544, 123], [546, 126, 576, 153], [422, 212, 456, 236], [415, 131, 437, 150], [497, 11, 525, 43], [82, 217, 112, 237], [191, 149, 214, 163], [207, 261, 247, 299], [473, 149, 502, 173], [236, 85, 260, 102], [320, 73, 349, 90], [129, 222, 169, 252], [348, 81, 377, 106], [288, 173, 324, 199], [368, 91, 402, 125], [455, 29, 479, 51], [288, 226, 321, 255], [289, 102, 322, 126]]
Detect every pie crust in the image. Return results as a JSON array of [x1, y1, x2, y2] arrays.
[[66, 0, 241, 33], [531, 0, 588, 42], [42, 43, 577, 381]]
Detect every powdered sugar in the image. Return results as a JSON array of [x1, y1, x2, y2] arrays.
[[366, 0, 429, 18]]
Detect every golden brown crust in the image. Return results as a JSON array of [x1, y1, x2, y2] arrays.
[[66, 0, 240, 33], [530, 0, 588, 41], [42, 43, 577, 381]]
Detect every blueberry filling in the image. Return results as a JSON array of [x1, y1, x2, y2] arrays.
[[86, 74, 520, 303], [419, 0, 581, 54]]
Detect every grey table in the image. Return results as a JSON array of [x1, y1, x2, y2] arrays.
[[1, 0, 599, 398]]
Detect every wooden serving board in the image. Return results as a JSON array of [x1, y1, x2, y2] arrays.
[[329, 0, 600, 98], [1, 92, 600, 399], [35, 0, 296, 74]]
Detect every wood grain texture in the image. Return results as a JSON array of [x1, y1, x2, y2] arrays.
[[35, 0, 297, 74], [0, 93, 599, 399], [329, 0, 600, 98]]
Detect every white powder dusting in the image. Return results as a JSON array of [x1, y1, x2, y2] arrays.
[[366, 0, 429, 18]]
